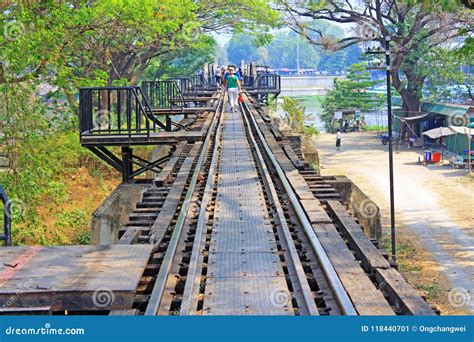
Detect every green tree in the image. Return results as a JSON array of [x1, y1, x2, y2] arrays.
[[321, 62, 384, 131], [421, 48, 472, 102], [281, 97, 319, 139], [141, 36, 217, 80], [266, 31, 320, 69], [277, 0, 474, 115], [339, 63, 384, 111], [0, 0, 280, 243], [226, 34, 264, 65]]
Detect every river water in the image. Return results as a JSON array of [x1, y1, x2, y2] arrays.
[[275, 96, 388, 133]]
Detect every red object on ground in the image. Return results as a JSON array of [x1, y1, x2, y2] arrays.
[[431, 152, 441, 163]]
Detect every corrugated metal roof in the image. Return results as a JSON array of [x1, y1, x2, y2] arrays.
[[392, 97, 471, 117], [421, 102, 470, 117]]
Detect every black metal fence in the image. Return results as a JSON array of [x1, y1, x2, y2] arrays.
[[191, 75, 206, 89], [79, 86, 167, 138], [243, 75, 255, 88], [0, 186, 11, 246], [254, 74, 281, 93], [170, 77, 196, 96], [141, 80, 185, 109]]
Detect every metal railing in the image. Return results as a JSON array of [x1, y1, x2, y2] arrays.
[[170, 77, 196, 97], [141, 80, 185, 110], [253, 74, 281, 93], [79, 86, 169, 138], [0, 186, 11, 246], [191, 75, 206, 89], [243, 75, 255, 88]]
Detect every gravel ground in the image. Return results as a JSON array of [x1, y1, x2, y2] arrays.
[[315, 131, 473, 315]]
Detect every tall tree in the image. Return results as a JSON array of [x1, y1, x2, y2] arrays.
[[226, 34, 265, 65], [266, 30, 321, 69], [1, 0, 279, 111], [277, 0, 474, 115]]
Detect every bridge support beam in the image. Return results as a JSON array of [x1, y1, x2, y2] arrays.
[[121, 146, 133, 183]]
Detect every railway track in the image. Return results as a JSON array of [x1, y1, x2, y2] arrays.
[[112, 91, 435, 316]]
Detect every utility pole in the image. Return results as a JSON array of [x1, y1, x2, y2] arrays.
[[468, 125, 472, 176], [365, 35, 397, 266], [384, 35, 397, 266]]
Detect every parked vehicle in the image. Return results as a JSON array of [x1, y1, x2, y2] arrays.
[[379, 132, 401, 145]]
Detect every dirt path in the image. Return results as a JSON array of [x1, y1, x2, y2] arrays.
[[315, 132, 473, 314]]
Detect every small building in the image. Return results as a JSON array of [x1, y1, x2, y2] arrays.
[[392, 98, 474, 156]]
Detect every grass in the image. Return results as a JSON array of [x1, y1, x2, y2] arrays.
[[415, 283, 442, 301], [2, 130, 120, 246], [363, 125, 386, 132], [381, 234, 421, 273], [381, 233, 442, 303]]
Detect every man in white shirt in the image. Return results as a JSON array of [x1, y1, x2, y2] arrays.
[[336, 129, 341, 151]]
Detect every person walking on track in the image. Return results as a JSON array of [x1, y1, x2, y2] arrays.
[[215, 65, 221, 85], [223, 67, 242, 112]]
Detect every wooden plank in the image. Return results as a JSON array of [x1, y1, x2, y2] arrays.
[[154, 142, 187, 187], [149, 143, 202, 245], [286, 170, 314, 200], [270, 126, 283, 141], [300, 199, 333, 224], [247, 101, 395, 315], [375, 268, 435, 315], [0, 306, 52, 315], [283, 143, 305, 170], [326, 200, 390, 271], [118, 227, 142, 245], [0, 245, 153, 311], [311, 224, 395, 315]]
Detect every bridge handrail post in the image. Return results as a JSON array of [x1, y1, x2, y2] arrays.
[[0, 185, 11, 246]]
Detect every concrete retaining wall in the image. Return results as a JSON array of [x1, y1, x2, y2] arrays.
[[323, 175, 382, 241], [91, 144, 173, 245], [90, 183, 147, 245]]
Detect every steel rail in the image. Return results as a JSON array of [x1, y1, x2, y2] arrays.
[[240, 102, 319, 315], [241, 100, 358, 316], [144, 93, 224, 315], [179, 92, 224, 315]]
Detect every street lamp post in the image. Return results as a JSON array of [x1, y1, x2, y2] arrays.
[[384, 36, 397, 266], [366, 35, 397, 266]]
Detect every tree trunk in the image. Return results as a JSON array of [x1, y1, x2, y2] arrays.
[[398, 88, 422, 140], [399, 88, 421, 115], [390, 57, 425, 140]]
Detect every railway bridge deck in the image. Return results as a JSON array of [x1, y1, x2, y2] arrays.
[[0, 74, 436, 316]]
